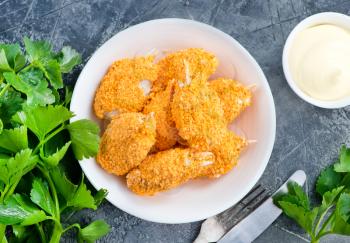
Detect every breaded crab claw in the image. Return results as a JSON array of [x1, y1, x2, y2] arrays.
[[153, 48, 218, 91], [96, 112, 156, 175], [202, 131, 248, 178], [171, 75, 226, 149], [126, 148, 215, 195], [93, 56, 158, 119], [143, 79, 178, 151], [209, 78, 252, 123]]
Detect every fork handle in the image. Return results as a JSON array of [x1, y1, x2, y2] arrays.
[[193, 217, 225, 243]]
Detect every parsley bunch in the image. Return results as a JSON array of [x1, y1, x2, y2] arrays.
[[0, 38, 110, 242], [274, 146, 350, 243]]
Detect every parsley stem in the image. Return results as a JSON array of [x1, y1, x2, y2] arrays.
[[20, 62, 34, 73], [36, 223, 46, 243], [3, 177, 22, 202], [0, 185, 10, 203], [314, 205, 332, 235], [37, 165, 60, 221], [0, 83, 10, 98], [63, 223, 80, 233], [49, 222, 63, 243], [317, 212, 335, 238], [0, 224, 6, 243], [33, 125, 66, 154], [38, 168, 64, 243], [45, 216, 62, 227]]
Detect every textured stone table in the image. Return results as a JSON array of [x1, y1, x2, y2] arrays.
[[2, 0, 350, 242]]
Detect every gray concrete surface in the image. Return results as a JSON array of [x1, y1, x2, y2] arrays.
[[1, 0, 350, 242]]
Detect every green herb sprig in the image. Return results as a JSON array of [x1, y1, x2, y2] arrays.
[[0, 38, 109, 243], [274, 146, 350, 243]]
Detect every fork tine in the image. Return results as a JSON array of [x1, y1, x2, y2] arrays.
[[216, 185, 264, 220], [216, 184, 270, 231], [241, 185, 266, 205], [240, 185, 262, 201]]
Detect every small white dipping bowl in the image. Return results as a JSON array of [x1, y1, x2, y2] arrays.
[[70, 18, 276, 224], [283, 12, 350, 109]]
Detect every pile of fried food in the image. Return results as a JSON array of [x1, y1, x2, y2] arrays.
[[93, 48, 252, 196]]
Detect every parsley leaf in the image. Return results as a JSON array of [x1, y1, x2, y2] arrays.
[[0, 44, 25, 71], [279, 201, 318, 235], [23, 37, 63, 89], [14, 105, 73, 140], [13, 53, 26, 72], [316, 166, 343, 196], [12, 225, 31, 242], [275, 182, 318, 235], [57, 46, 81, 73], [0, 38, 109, 242], [50, 168, 100, 210], [0, 49, 11, 72], [332, 214, 350, 235], [50, 167, 77, 203], [0, 126, 28, 153], [94, 189, 108, 207], [319, 186, 344, 214], [63, 86, 73, 106], [30, 178, 55, 216], [0, 194, 47, 226], [23, 37, 53, 63], [275, 146, 350, 242], [3, 71, 55, 106], [67, 175, 96, 210], [39, 59, 63, 89], [67, 119, 100, 160], [336, 193, 350, 223], [78, 220, 110, 243], [331, 193, 350, 235], [276, 182, 310, 210], [334, 146, 350, 172], [40, 141, 71, 167], [0, 149, 37, 186], [0, 86, 24, 126]]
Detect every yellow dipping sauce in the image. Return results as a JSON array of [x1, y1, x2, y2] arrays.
[[289, 24, 350, 101]]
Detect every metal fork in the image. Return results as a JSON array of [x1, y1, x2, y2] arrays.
[[194, 184, 270, 243]]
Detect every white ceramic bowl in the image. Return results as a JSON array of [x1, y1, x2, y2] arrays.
[[283, 12, 350, 109], [70, 18, 276, 224]]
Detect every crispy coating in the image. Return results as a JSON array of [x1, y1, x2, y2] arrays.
[[94, 48, 253, 196], [126, 148, 215, 195], [97, 112, 156, 175], [93, 56, 158, 119], [154, 48, 218, 91], [171, 77, 226, 149], [209, 78, 252, 123], [143, 79, 178, 151], [201, 131, 248, 178]]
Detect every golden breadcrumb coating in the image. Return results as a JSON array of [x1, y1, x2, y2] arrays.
[[93, 56, 158, 119], [153, 48, 218, 91], [97, 112, 156, 175], [171, 77, 226, 149], [143, 79, 178, 151], [126, 148, 215, 195], [201, 131, 248, 178], [94, 48, 253, 196], [209, 78, 252, 122]]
